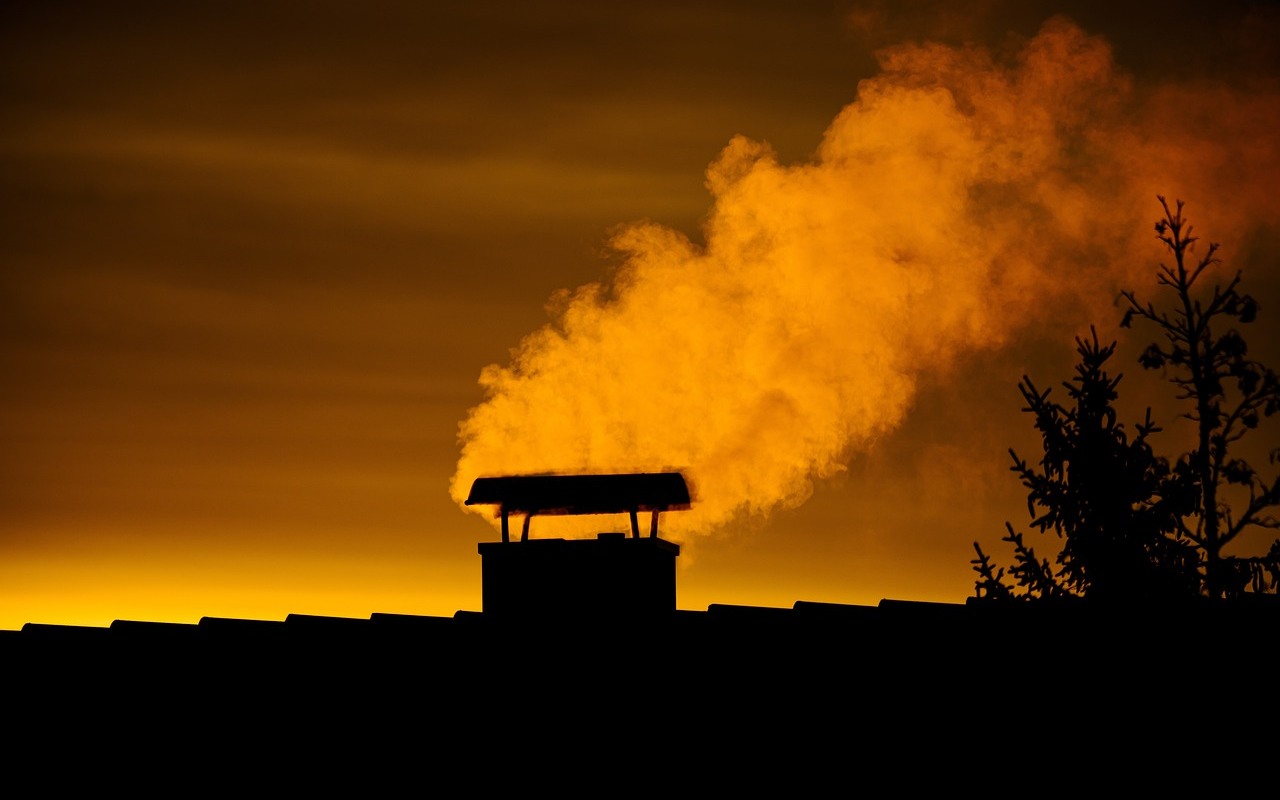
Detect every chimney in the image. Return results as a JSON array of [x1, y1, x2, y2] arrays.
[[466, 472, 690, 621]]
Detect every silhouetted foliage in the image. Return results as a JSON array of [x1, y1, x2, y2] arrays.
[[975, 198, 1280, 603], [1119, 197, 1280, 599], [972, 328, 1199, 604]]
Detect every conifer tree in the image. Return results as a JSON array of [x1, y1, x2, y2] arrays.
[[971, 329, 1197, 603], [1119, 197, 1280, 599]]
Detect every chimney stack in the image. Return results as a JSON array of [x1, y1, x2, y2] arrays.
[[466, 472, 690, 620]]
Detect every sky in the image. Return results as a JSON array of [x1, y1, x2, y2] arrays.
[[4, 0, 1279, 630]]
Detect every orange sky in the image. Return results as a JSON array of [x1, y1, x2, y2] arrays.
[[4, 0, 1279, 630]]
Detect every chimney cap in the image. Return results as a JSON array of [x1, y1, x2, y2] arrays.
[[465, 471, 691, 516]]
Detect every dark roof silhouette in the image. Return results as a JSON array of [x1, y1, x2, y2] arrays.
[[8, 583, 1275, 778], [8, 469, 1276, 772]]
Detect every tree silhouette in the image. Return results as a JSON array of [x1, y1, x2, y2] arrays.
[[1119, 197, 1280, 599], [974, 198, 1280, 603], [971, 328, 1199, 604]]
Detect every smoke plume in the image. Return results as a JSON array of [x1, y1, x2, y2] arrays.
[[451, 16, 1280, 542]]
